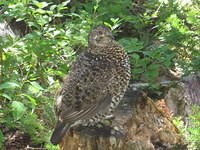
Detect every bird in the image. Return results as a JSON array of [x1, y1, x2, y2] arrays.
[[50, 25, 131, 145]]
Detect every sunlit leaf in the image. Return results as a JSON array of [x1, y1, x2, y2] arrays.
[[28, 81, 44, 94], [0, 93, 12, 100], [0, 82, 20, 90], [118, 38, 144, 53], [20, 94, 37, 106], [30, 82, 44, 91], [11, 101, 26, 120], [33, 1, 49, 9]]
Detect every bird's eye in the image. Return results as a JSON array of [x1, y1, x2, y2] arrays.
[[98, 31, 103, 35]]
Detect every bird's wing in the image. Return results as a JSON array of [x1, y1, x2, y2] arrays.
[[56, 51, 116, 123]]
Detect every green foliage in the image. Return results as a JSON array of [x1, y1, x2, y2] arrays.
[[0, 0, 199, 148], [187, 106, 200, 149], [172, 117, 186, 135], [0, 130, 4, 148], [119, 38, 176, 82], [173, 106, 200, 150], [0, 82, 20, 90], [11, 101, 26, 120]]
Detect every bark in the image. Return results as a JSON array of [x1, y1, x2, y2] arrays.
[[165, 73, 200, 122], [0, 21, 17, 38], [60, 90, 185, 150]]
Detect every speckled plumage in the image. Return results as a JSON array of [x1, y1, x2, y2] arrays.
[[50, 25, 130, 145]]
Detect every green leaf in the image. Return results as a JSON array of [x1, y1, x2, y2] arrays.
[[0, 130, 5, 148], [20, 94, 37, 106], [0, 82, 20, 90], [28, 81, 44, 94], [133, 68, 144, 74], [130, 54, 140, 64], [148, 64, 160, 70], [0, 93, 12, 100], [33, 1, 49, 9], [50, 5, 57, 11], [11, 101, 26, 120], [118, 38, 144, 53], [30, 81, 44, 90], [61, 0, 71, 7]]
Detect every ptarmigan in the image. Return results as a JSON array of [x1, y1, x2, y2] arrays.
[[50, 25, 130, 144]]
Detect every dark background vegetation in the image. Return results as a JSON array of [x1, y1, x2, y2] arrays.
[[0, 0, 199, 149]]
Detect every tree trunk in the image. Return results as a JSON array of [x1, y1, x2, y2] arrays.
[[60, 89, 185, 150]]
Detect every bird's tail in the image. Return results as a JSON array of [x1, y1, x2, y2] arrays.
[[50, 121, 71, 145]]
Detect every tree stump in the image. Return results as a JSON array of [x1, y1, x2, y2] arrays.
[[59, 89, 185, 150], [165, 73, 200, 126]]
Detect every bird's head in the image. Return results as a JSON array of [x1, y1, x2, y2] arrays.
[[88, 25, 114, 47]]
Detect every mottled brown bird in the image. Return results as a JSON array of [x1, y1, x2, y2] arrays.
[[50, 25, 130, 145]]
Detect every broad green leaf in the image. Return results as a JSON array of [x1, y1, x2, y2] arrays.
[[33, 1, 49, 9], [11, 101, 26, 120], [20, 94, 37, 106], [28, 81, 44, 94], [30, 82, 44, 90], [50, 5, 57, 11], [0, 82, 20, 90], [0, 93, 12, 100]]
